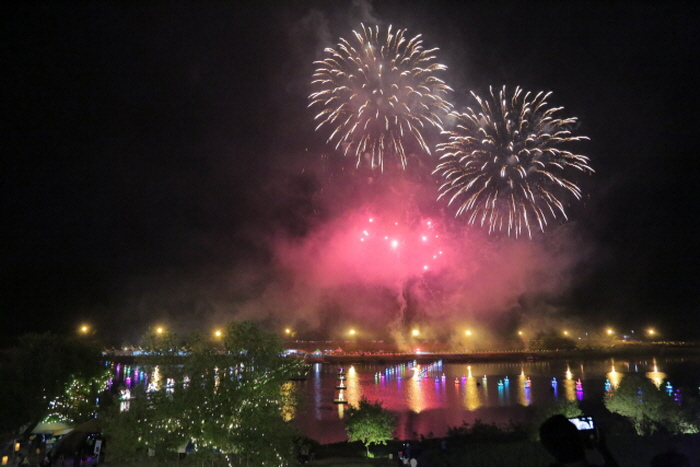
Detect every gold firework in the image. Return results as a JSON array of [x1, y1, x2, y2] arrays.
[[309, 24, 452, 171], [435, 86, 592, 238]]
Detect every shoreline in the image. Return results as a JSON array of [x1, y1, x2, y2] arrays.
[[102, 342, 700, 365], [306, 343, 700, 365]]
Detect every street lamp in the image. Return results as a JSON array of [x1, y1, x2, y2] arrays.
[[412, 329, 420, 337], [465, 330, 472, 336], [213, 329, 223, 339]]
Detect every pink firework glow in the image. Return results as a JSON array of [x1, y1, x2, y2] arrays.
[[355, 214, 448, 276], [257, 193, 585, 343]]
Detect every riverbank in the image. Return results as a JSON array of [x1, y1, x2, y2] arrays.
[[312, 342, 700, 365], [102, 341, 700, 365]]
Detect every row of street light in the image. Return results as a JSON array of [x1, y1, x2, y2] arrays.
[[77, 323, 658, 341]]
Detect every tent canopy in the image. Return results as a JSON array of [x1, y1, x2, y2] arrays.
[[32, 422, 73, 436]]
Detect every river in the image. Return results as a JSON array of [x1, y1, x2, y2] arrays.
[[288, 356, 700, 444], [109, 353, 700, 445]]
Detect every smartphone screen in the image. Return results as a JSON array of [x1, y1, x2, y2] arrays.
[[568, 416, 595, 430]]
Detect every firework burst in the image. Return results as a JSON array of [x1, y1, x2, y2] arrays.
[[434, 86, 592, 238], [309, 24, 452, 171]]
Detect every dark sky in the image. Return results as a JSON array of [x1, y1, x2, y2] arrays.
[[2, 1, 698, 344]]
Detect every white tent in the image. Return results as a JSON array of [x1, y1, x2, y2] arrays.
[[32, 422, 73, 436]]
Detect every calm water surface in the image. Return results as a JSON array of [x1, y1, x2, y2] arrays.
[[289, 357, 700, 444], [110, 355, 700, 445]]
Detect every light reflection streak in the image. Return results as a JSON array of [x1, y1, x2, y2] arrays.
[[646, 359, 666, 388], [313, 363, 321, 420], [464, 373, 482, 410], [407, 364, 425, 413], [516, 374, 531, 406], [346, 366, 361, 407], [563, 379, 576, 402], [607, 361, 621, 389]]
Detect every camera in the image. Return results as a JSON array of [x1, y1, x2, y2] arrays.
[[568, 416, 597, 447]]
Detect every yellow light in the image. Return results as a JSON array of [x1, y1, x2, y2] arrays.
[[563, 330, 569, 336], [412, 329, 419, 337], [2, 455, 8, 465], [465, 330, 472, 336], [14, 444, 19, 452], [648, 329, 655, 335], [607, 328, 614, 336], [156, 327, 164, 334], [349, 329, 356, 336], [285, 328, 291, 334], [518, 331, 523, 336], [213, 329, 222, 338]]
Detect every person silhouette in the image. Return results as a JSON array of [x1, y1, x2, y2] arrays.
[[539, 415, 618, 467], [650, 451, 690, 467]]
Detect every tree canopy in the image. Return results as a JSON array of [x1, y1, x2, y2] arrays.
[[604, 374, 698, 435], [344, 397, 396, 457], [0, 333, 104, 437], [103, 321, 306, 466]]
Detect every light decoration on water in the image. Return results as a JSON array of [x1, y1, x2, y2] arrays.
[[575, 379, 584, 401]]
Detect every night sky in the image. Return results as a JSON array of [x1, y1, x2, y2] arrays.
[[2, 1, 698, 345]]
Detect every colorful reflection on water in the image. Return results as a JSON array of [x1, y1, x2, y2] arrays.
[[108, 357, 700, 444], [289, 357, 700, 443]]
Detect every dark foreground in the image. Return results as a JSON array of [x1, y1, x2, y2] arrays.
[[305, 433, 700, 467]]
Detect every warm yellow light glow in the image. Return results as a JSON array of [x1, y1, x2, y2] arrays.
[[465, 330, 472, 336], [563, 330, 569, 336], [14, 444, 19, 452], [349, 329, 356, 336], [412, 329, 419, 337], [285, 328, 291, 334], [648, 328, 655, 336], [2, 455, 8, 465], [518, 331, 523, 336], [213, 329, 222, 338], [606, 328, 614, 336], [79, 325, 89, 334], [156, 327, 164, 334]]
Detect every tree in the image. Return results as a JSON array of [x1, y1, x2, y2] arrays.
[[103, 321, 306, 466], [345, 397, 396, 457], [0, 333, 104, 437], [604, 374, 697, 435], [43, 368, 112, 424]]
